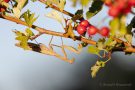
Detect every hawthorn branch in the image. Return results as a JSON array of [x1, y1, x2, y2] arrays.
[[38, 0, 74, 17], [38, 0, 131, 46], [0, 0, 135, 53], [0, 14, 135, 53], [0, 14, 96, 45], [37, 0, 135, 52]]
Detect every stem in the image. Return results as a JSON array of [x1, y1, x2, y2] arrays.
[[0, 14, 96, 45], [1, 14, 135, 53], [0, 1, 135, 53], [30, 32, 43, 40], [38, 0, 74, 17], [38, 0, 132, 48]]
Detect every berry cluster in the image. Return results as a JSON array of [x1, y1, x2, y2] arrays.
[[0, 0, 10, 12], [4, 0, 10, 3], [77, 20, 110, 37], [105, 0, 135, 17]]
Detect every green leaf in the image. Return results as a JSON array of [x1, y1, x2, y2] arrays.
[[86, 11, 94, 19], [20, 41, 29, 50], [58, 0, 66, 11], [91, 61, 105, 78], [91, 65, 101, 78], [96, 38, 105, 50], [110, 17, 120, 36], [14, 31, 24, 36], [71, 0, 77, 6], [71, 0, 91, 7], [105, 38, 113, 46], [25, 28, 34, 37], [22, 10, 38, 27], [75, 9, 83, 15], [105, 38, 117, 51], [119, 15, 127, 35], [125, 34, 132, 44], [46, 0, 66, 11], [110, 16, 128, 37], [80, 0, 90, 6], [88, 46, 100, 56], [17, 0, 28, 10], [16, 35, 29, 50], [86, 0, 103, 19], [46, 10, 64, 25], [14, 29, 32, 50]]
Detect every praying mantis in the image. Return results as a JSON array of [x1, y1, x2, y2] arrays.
[[16, 35, 83, 64], [14, 18, 83, 64], [38, 36, 83, 64], [37, 20, 83, 63]]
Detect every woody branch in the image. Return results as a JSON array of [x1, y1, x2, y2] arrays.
[[0, 1, 135, 53]]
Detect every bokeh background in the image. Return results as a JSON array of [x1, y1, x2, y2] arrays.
[[0, 1, 135, 90]]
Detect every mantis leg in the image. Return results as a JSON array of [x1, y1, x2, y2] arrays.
[[62, 44, 83, 54], [60, 37, 68, 58], [49, 36, 54, 51], [48, 36, 74, 64]]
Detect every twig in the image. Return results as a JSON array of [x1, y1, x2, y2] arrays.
[[0, 1, 135, 54], [38, 0, 74, 17], [30, 32, 43, 41], [38, 0, 133, 48], [1, 14, 135, 53], [0, 14, 96, 45]]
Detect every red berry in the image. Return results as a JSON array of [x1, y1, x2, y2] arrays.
[[80, 20, 90, 27], [116, 0, 127, 10], [87, 26, 98, 35], [4, 0, 10, 3], [77, 25, 86, 35], [104, 0, 112, 6], [100, 27, 110, 36], [108, 5, 120, 17], [129, 0, 135, 6], [122, 6, 131, 14], [0, 6, 6, 12]]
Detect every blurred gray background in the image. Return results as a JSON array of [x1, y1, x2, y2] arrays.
[[0, 1, 135, 90]]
